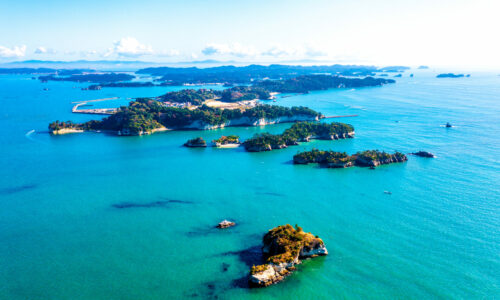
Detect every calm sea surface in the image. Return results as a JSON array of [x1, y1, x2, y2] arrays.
[[0, 71, 499, 299]]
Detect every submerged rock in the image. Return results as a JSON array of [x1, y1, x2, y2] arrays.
[[249, 224, 327, 288]]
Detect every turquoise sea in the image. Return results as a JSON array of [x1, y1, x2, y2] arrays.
[[0, 71, 499, 299]]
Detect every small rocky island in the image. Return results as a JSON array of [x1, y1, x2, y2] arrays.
[[293, 149, 407, 168], [48, 121, 84, 135], [249, 224, 328, 287], [410, 151, 435, 158], [216, 220, 235, 228], [243, 122, 354, 152], [184, 137, 207, 147], [212, 135, 240, 148]]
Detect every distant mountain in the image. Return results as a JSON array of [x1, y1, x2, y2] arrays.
[[0, 60, 159, 71]]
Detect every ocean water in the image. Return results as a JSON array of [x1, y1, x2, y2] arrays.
[[0, 72, 499, 299]]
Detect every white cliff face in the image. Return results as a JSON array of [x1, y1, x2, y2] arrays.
[[249, 265, 277, 286], [180, 115, 319, 130], [300, 244, 329, 257], [249, 244, 327, 287], [50, 128, 84, 135]]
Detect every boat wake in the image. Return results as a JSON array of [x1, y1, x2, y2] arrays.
[[25, 129, 45, 143]]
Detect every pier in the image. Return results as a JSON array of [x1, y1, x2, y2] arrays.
[[71, 97, 119, 115]]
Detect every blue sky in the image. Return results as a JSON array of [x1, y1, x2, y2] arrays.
[[0, 0, 498, 67]]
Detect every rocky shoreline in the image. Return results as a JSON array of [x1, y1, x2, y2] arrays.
[[293, 149, 408, 168], [49, 115, 319, 136]]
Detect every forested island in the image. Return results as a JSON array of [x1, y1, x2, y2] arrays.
[[253, 75, 394, 93], [293, 149, 407, 168], [87, 82, 155, 89], [82, 73, 393, 98], [249, 224, 328, 287], [377, 66, 410, 72], [48, 72, 395, 136], [212, 135, 240, 147], [243, 122, 354, 152], [436, 73, 465, 78], [49, 99, 321, 135], [184, 137, 207, 147], [136, 64, 382, 84], [39, 73, 135, 83]]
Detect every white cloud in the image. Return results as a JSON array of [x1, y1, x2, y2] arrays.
[[80, 50, 98, 57], [0, 45, 26, 58], [201, 43, 328, 60], [262, 44, 328, 58], [304, 47, 327, 57], [261, 45, 299, 57], [156, 49, 180, 57], [105, 37, 153, 58], [34, 47, 57, 54], [202, 43, 257, 57]]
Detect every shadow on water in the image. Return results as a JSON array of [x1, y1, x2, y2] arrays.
[[255, 191, 286, 197], [220, 245, 265, 289], [111, 198, 194, 209], [219, 245, 264, 268], [0, 184, 37, 195]]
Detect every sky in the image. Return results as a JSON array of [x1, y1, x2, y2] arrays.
[[0, 0, 498, 68]]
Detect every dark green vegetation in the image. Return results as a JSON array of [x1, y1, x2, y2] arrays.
[[293, 149, 408, 168], [243, 122, 354, 152], [219, 86, 271, 102], [184, 137, 207, 147], [355, 150, 407, 165], [293, 149, 353, 167], [436, 73, 465, 78], [39, 73, 135, 83], [158, 86, 271, 105], [254, 75, 394, 93], [261, 224, 325, 264], [159, 89, 218, 105], [136, 64, 381, 84], [53, 99, 321, 135]]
